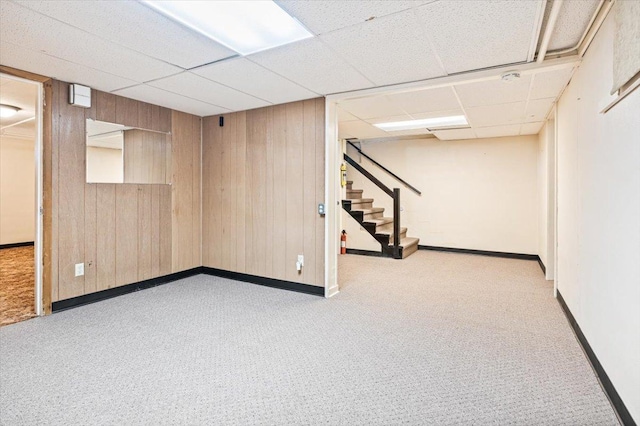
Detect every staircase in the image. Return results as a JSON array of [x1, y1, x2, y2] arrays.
[[342, 180, 419, 259]]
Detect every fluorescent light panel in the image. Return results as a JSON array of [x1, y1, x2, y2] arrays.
[[375, 115, 468, 132], [143, 0, 313, 55]]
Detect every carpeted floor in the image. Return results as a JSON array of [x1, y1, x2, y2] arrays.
[[0, 251, 619, 425], [0, 246, 36, 327]]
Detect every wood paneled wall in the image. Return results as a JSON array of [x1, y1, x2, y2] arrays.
[[123, 129, 171, 184], [48, 81, 201, 303], [202, 98, 325, 287]]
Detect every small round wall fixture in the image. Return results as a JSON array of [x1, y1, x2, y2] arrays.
[[0, 104, 21, 118], [501, 71, 521, 82]]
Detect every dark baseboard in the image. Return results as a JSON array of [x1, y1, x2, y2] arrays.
[[345, 248, 384, 257], [52, 267, 203, 312], [202, 267, 324, 296], [537, 257, 546, 275], [0, 241, 34, 249], [557, 291, 636, 426], [418, 245, 539, 261]]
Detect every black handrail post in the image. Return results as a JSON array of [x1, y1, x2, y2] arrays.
[[393, 188, 400, 258]]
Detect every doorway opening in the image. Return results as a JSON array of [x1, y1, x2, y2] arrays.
[[0, 73, 44, 325]]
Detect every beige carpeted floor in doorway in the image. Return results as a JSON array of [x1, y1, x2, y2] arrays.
[[0, 246, 35, 326], [0, 251, 619, 425]]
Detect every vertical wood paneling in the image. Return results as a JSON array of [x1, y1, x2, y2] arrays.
[[159, 185, 172, 276], [192, 117, 202, 267], [235, 112, 247, 272], [315, 99, 326, 287], [116, 95, 138, 127], [138, 102, 153, 131], [84, 184, 97, 294], [202, 99, 325, 287], [57, 81, 86, 300], [171, 111, 200, 272], [150, 185, 161, 277], [115, 185, 138, 286], [96, 184, 116, 291], [96, 91, 116, 123], [285, 102, 304, 283], [302, 99, 317, 285], [137, 185, 153, 281]]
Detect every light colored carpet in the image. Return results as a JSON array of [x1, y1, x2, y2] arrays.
[[0, 251, 619, 425], [0, 246, 36, 326]]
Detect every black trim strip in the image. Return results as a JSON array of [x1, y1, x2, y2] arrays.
[[345, 248, 385, 257], [418, 245, 539, 261], [52, 267, 203, 312], [202, 267, 324, 296], [0, 241, 35, 249], [557, 291, 636, 426], [538, 257, 547, 275]]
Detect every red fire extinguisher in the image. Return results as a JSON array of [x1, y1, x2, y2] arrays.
[[341, 230, 347, 254]]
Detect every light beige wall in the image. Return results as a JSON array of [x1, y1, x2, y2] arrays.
[[556, 13, 639, 422], [344, 135, 539, 254], [0, 135, 35, 244], [202, 99, 325, 287], [86, 146, 122, 183]]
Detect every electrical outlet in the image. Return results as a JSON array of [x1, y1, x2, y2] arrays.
[[297, 254, 304, 267], [75, 263, 84, 277]]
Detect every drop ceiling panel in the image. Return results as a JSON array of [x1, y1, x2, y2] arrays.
[[386, 128, 433, 137], [529, 68, 574, 100], [192, 58, 317, 105], [0, 41, 138, 93], [364, 114, 415, 125], [337, 96, 407, 119], [465, 102, 527, 127], [147, 72, 270, 112], [475, 124, 522, 138], [248, 38, 374, 95], [410, 109, 465, 120], [275, 0, 432, 35], [339, 120, 389, 139], [336, 106, 360, 123], [520, 122, 544, 135], [387, 87, 460, 114], [12, 0, 236, 69], [524, 98, 555, 122], [415, 0, 541, 73], [455, 75, 533, 108], [0, 1, 181, 83], [320, 10, 446, 86], [432, 128, 477, 140], [548, 0, 600, 51], [113, 85, 230, 117]]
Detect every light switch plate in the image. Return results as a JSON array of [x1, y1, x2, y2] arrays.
[[75, 263, 84, 277]]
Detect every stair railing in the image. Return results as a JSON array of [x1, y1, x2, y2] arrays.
[[346, 140, 422, 196], [344, 153, 401, 258]]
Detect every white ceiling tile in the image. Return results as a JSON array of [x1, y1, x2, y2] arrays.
[[337, 96, 407, 119], [415, 0, 541, 73], [524, 98, 555, 123], [276, 0, 428, 35], [465, 102, 527, 127], [147, 72, 270, 112], [192, 58, 318, 105], [520, 122, 544, 135], [248, 38, 374, 95], [529, 68, 574, 100], [113, 85, 230, 117], [387, 87, 460, 114], [339, 120, 390, 139], [474, 124, 522, 138], [410, 109, 465, 120], [320, 10, 445, 86], [0, 41, 138, 92], [0, 1, 181, 83], [433, 128, 477, 140], [337, 106, 360, 123], [548, 0, 600, 51], [455, 75, 533, 108], [12, 0, 236, 69], [364, 115, 415, 125], [384, 128, 433, 137]]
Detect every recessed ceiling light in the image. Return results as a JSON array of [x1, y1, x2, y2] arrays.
[[0, 104, 20, 118], [142, 0, 313, 55], [374, 115, 469, 132]]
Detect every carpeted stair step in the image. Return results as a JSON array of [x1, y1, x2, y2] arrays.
[[346, 189, 363, 199], [375, 227, 407, 244], [346, 180, 353, 190], [363, 216, 393, 227], [394, 237, 420, 258], [349, 198, 374, 209], [351, 207, 384, 220]]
